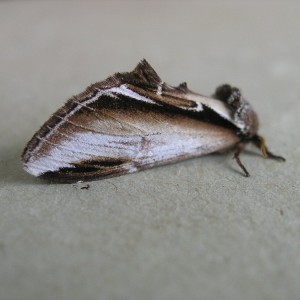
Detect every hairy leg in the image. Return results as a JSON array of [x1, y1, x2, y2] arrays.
[[252, 135, 285, 161], [233, 143, 250, 177]]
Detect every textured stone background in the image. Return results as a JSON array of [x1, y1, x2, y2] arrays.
[[1, 1, 299, 300]]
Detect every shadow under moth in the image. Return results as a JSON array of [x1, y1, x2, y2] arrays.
[[22, 59, 285, 182]]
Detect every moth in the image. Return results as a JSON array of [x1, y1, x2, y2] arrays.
[[22, 59, 285, 182]]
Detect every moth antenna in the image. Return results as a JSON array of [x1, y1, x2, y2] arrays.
[[252, 135, 286, 161], [233, 143, 250, 177]]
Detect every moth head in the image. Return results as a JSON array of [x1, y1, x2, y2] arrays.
[[214, 84, 259, 138]]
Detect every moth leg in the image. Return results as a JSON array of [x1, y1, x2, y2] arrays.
[[233, 143, 250, 177], [252, 135, 286, 161]]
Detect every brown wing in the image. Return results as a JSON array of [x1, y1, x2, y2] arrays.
[[22, 60, 240, 182]]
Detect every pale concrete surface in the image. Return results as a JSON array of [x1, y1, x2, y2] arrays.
[[0, 1, 300, 300]]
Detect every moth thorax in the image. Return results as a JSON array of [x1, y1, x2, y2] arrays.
[[235, 101, 259, 138]]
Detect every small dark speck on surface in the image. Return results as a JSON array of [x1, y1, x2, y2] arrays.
[[80, 184, 90, 190]]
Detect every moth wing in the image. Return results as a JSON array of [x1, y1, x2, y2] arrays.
[[23, 96, 239, 182], [22, 60, 240, 182], [116, 59, 234, 123]]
